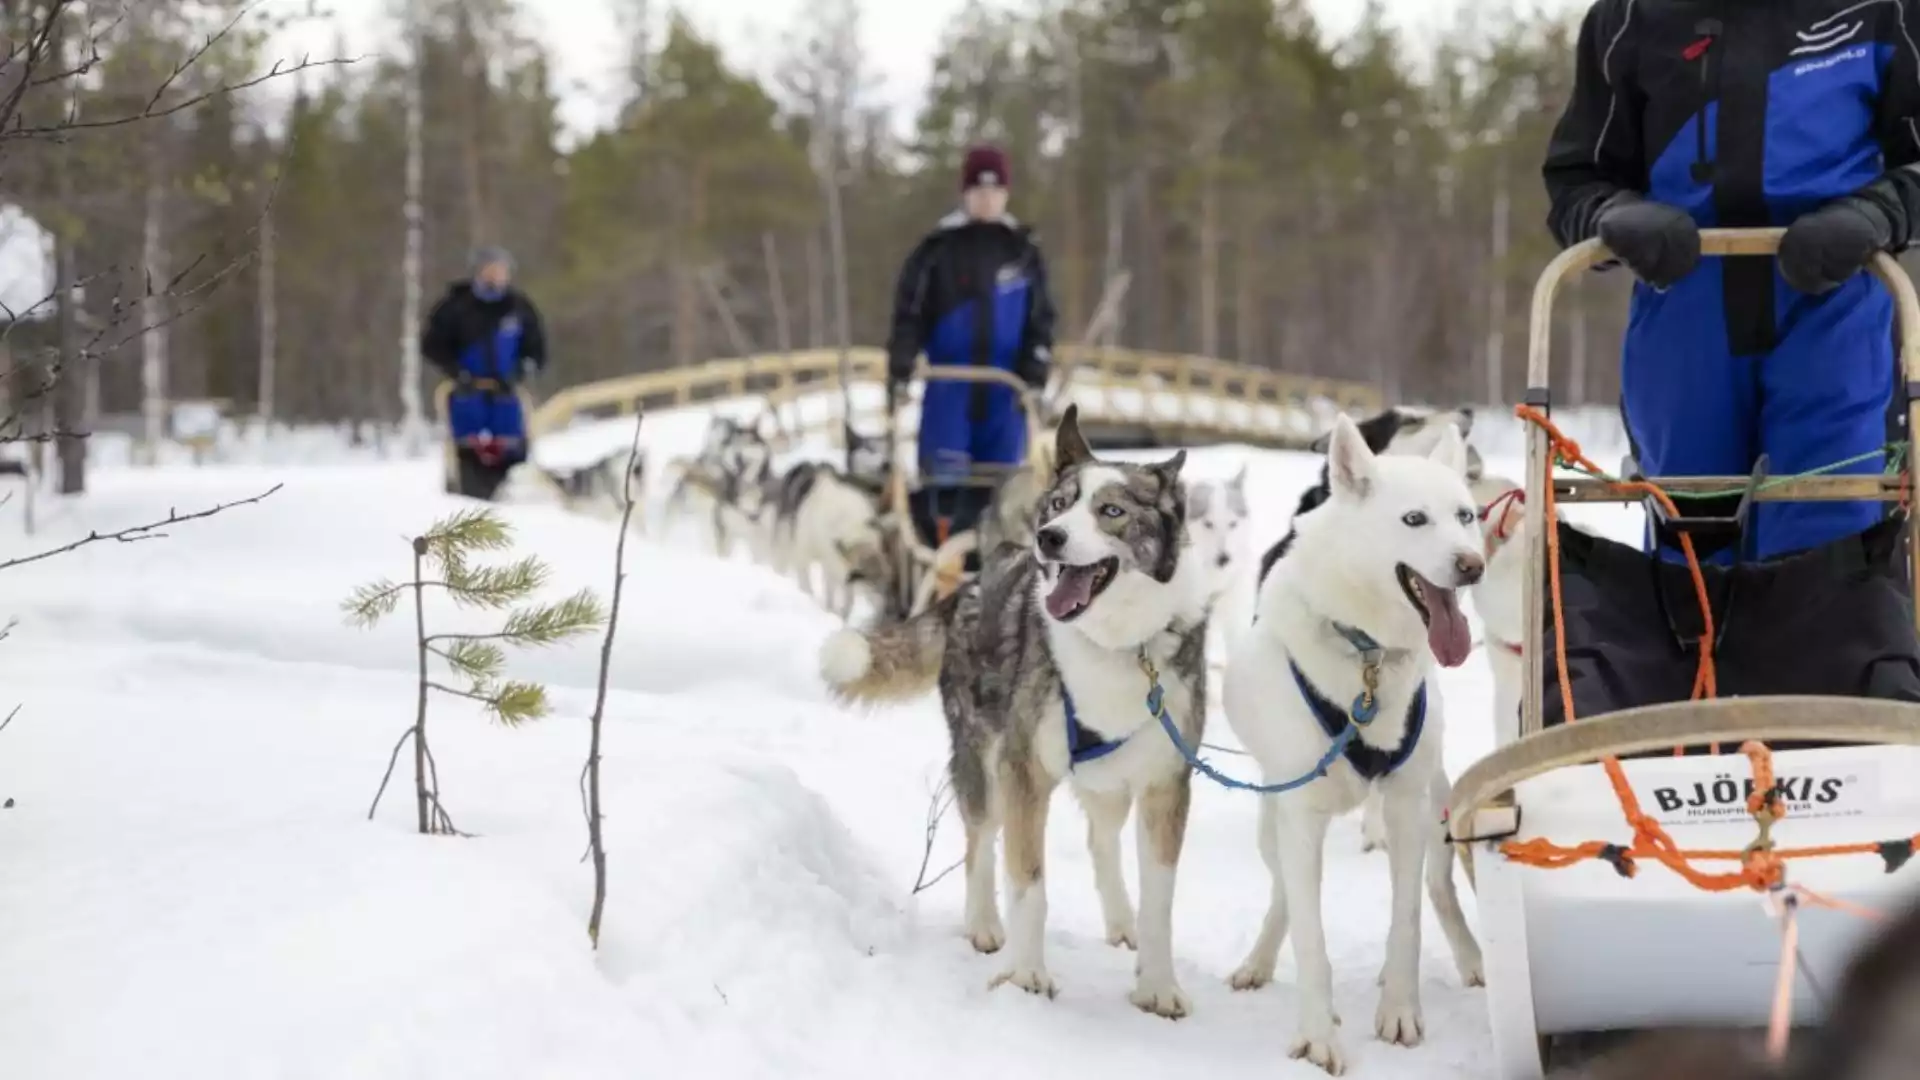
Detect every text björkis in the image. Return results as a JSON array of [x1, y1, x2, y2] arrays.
[[1646, 773, 1858, 822]]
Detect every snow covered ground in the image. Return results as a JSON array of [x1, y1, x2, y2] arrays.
[[0, 409, 1639, 1079]]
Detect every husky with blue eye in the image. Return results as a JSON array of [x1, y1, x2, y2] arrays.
[[817, 405, 1210, 1018]]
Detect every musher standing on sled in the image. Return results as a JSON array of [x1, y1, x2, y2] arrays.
[[1540, 0, 1920, 717], [422, 247, 548, 500], [885, 144, 1057, 564]]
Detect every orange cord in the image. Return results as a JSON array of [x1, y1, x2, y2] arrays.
[[1498, 405, 1911, 1058]]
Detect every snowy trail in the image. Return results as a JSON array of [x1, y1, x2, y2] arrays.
[[0, 445, 1636, 1079]]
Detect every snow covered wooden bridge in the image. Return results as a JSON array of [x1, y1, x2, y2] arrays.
[[525, 346, 1382, 453]]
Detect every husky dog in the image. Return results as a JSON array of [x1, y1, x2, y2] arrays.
[[550, 450, 648, 526], [818, 406, 1207, 1017], [1358, 474, 1528, 855], [776, 461, 892, 619], [1257, 406, 1479, 588], [1223, 414, 1485, 1074], [1186, 465, 1252, 618]]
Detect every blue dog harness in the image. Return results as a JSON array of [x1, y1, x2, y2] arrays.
[[1066, 688, 1127, 766], [1064, 621, 1427, 792]]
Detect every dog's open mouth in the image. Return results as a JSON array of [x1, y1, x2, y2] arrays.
[[1395, 563, 1472, 668], [1046, 557, 1119, 621]]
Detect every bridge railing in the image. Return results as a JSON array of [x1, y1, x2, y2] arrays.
[[527, 346, 1381, 452]]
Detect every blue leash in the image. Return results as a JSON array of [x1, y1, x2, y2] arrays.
[[1138, 651, 1368, 794], [1093, 622, 1416, 794]]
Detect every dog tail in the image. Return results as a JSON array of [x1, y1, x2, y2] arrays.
[[818, 596, 954, 706]]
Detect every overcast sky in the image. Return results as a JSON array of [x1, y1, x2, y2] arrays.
[[272, 0, 1586, 143]]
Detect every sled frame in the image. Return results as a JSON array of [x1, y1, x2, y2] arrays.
[[882, 364, 1044, 617], [1452, 227, 1920, 833]]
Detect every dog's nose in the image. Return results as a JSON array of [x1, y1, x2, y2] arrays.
[[1036, 525, 1067, 558], [1454, 552, 1485, 586], [1215, 553, 1230, 568]]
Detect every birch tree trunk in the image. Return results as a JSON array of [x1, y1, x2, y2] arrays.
[[399, 4, 427, 452], [140, 154, 169, 465], [258, 196, 278, 427], [1484, 158, 1511, 407]]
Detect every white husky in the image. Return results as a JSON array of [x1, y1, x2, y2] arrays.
[[1223, 414, 1485, 1075], [1186, 465, 1253, 622]]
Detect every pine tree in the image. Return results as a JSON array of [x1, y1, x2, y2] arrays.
[[345, 508, 606, 835]]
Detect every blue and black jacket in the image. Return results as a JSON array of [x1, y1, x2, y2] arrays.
[[1544, 0, 1920, 560], [422, 281, 546, 452], [887, 212, 1055, 485]]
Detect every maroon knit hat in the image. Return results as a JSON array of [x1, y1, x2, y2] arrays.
[[960, 144, 1010, 191]]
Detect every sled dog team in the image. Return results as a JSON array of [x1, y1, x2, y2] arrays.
[[656, 416, 902, 620], [818, 403, 1529, 1075]]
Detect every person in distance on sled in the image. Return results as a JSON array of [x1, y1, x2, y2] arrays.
[[884, 144, 1057, 558]]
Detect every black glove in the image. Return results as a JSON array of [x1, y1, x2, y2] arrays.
[[886, 376, 905, 413], [454, 371, 474, 388], [1778, 197, 1893, 295], [1595, 191, 1700, 290]]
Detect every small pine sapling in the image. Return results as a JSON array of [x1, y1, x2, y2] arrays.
[[345, 507, 605, 835]]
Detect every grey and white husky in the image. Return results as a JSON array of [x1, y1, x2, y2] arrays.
[[818, 405, 1209, 1017]]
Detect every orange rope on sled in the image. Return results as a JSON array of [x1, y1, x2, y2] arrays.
[[1498, 407, 1913, 891], [1500, 405, 1907, 1058]]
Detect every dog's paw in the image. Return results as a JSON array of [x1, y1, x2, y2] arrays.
[[1129, 978, 1191, 1019], [1456, 949, 1486, 988], [1288, 1031, 1347, 1075], [1374, 993, 1424, 1047], [965, 911, 1006, 954], [1105, 923, 1137, 950], [989, 967, 1057, 998], [1228, 958, 1274, 991]]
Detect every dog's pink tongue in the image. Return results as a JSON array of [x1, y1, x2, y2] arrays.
[[1426, 585, 1472, 667], [1046, 566, 1095, 619]]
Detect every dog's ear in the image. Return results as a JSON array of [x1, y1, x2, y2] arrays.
[[1430, 422, 1469, 476], [1308, 429, 1333, 454], [1229, 463, 1248, 494], [1053, 405, 1095, 475], [1153, 448, 1187, 479], [1326, 414, 1377, 498]]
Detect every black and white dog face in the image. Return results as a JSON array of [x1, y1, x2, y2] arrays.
[[1029, 406, 1188, 626]]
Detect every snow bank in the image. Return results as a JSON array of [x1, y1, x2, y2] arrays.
[[0, 430, 1649, 1079]]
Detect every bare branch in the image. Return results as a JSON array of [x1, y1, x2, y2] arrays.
[[4, 0, 360, 141], [0, 485, 280, 573], [585, 415, 643, 946], [911, 773, 964, 895], [366, 725, 415, 821]]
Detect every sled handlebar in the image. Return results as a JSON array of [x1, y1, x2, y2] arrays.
[[1527, 228, 1920, 388]]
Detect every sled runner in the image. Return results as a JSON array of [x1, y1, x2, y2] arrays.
[[436, 376, 535, 501], [1447, 229, 1920, 1077], [881, 363, 1043, 616]]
